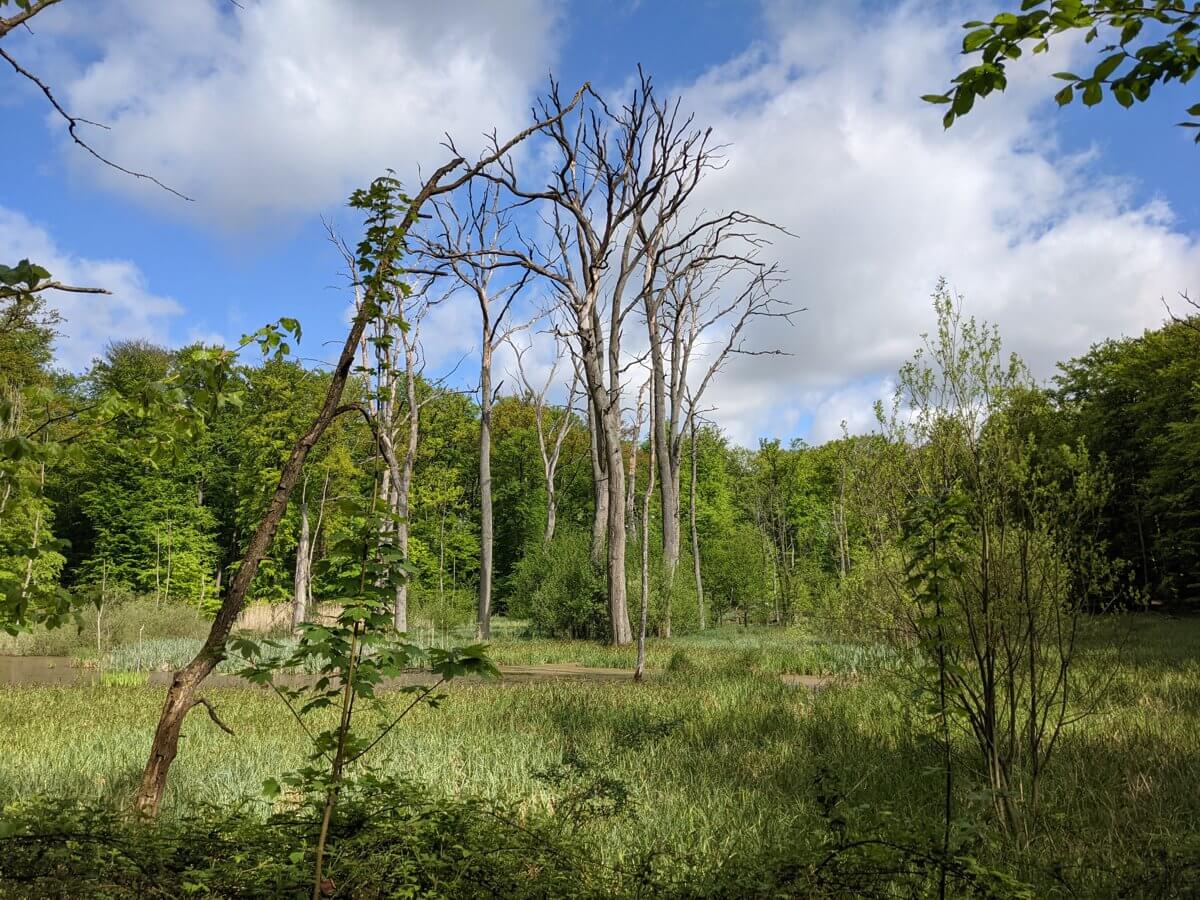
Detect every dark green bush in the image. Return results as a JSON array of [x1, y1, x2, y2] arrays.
[[507, 529, 607, 638]]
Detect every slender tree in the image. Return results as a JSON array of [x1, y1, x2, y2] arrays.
[[421, 181, 529, 639], [134, 91, 588, 815]]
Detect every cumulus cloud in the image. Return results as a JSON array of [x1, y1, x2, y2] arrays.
[[0, 207, 182, 370], [677, 1, 1200, 445], [19, 0, 560, 228]]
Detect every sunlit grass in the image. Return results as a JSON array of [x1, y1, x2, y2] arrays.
[[1, 614, 1196, 894]]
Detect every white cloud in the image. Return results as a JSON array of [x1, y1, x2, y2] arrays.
[[674, 1, 1200, 445], [0, 207, 182, 370], [20, 0, 560, 229]]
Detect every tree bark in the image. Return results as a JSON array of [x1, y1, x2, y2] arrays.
[[393, 336, 419, 634], [292, 486, 311, 632], [635, 402, 655, 682], [588, 394, 608, 565], [689, 413, 705, 629], [477, 343, 494, 639]]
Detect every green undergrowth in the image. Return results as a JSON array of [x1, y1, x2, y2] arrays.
[[1, 616, 1197, 896]]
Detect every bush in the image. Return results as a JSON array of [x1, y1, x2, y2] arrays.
[[507, 529, 606, 639], [0, 780, 612, 899], [410, 584, 476, 633]]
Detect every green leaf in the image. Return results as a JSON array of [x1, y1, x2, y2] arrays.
[[1082, 81, 1103, 107], [963, 28, 993, 52], [921, 94, 952, 104], [1093, 53, 1124, 82]]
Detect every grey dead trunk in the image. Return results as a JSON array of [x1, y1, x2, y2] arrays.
[[477, 343, 494, 638], [689, 411, 705, 629], [292, 481, 311, 632], [635, 398, 655, 682]]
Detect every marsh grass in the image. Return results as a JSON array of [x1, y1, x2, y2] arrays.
[[1, 615, 1196, 895]]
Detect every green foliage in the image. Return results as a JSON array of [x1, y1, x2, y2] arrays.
[[927, 1, 1200, 141], [0, 781, 614, 899], [508, 528, 607, 638], [2, 618, 1197, 896], [1054, 316, 1200, 604], [229, 494, 495, 893]]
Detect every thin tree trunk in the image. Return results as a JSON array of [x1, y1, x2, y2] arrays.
[[689, 413, 705, 630], [164, 521, 173, 603], [134, 204, 393, 813], [477, 344, 494, 639], [588, 395, 608, 564], [293, 480, 311, 632], [393, 339, 419, 634], [635, 402, 656, 682]]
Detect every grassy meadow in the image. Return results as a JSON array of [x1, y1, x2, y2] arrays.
[[1, 613, 1197, 896]]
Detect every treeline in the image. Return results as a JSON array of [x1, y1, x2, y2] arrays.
[[3, 281, 1197, 641]]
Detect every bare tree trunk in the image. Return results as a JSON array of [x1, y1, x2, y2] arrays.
[[627, 382, 647, 540], [292, 481, 311, 632], [394, 341, 419, 634], [689, 412, 705, 629], [164, 521, 173, 603], [588, 395, 608, 565], [477, 344, 494, 639], [635, 401, 656, 682], [601, 399, 632, 645]]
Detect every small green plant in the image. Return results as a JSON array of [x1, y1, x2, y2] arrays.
[[98, 670, 148, 687], [230, 498, 496, 899]]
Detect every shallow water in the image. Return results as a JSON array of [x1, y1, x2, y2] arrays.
[[0, 655, 833, 690], [0, 656, 639, 688], [0, 656, 101, 686]]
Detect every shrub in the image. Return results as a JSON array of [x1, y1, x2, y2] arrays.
[[506, 529, 606, 639]]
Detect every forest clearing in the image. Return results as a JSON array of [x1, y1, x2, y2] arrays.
[[3, 0, 1200, 897]]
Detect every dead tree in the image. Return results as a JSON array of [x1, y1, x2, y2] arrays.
[[640, 215, 789, 634], [627, 379, 649, 541], [420, 181, 529, 640], [330, 229, 435, 634], [133, 89, 588, 816], [508, 335, 580, 546], [292, 470, 330, 631], [481, 72, 718, 645], [634, 389, 656, 682], [687, 404, 705, 629]]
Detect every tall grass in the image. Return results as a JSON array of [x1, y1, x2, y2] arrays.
[[1, 615, 1196, 895]]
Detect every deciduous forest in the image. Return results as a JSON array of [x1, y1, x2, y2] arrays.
[[1, 1, 1199, 897]]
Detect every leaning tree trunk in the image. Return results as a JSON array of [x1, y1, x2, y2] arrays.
[[477, 344, 494, 639], [131, 141, 504, 814], [133, 300, 367, 815]]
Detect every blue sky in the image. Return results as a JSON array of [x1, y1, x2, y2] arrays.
[[2, 0, 1197, 445]]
